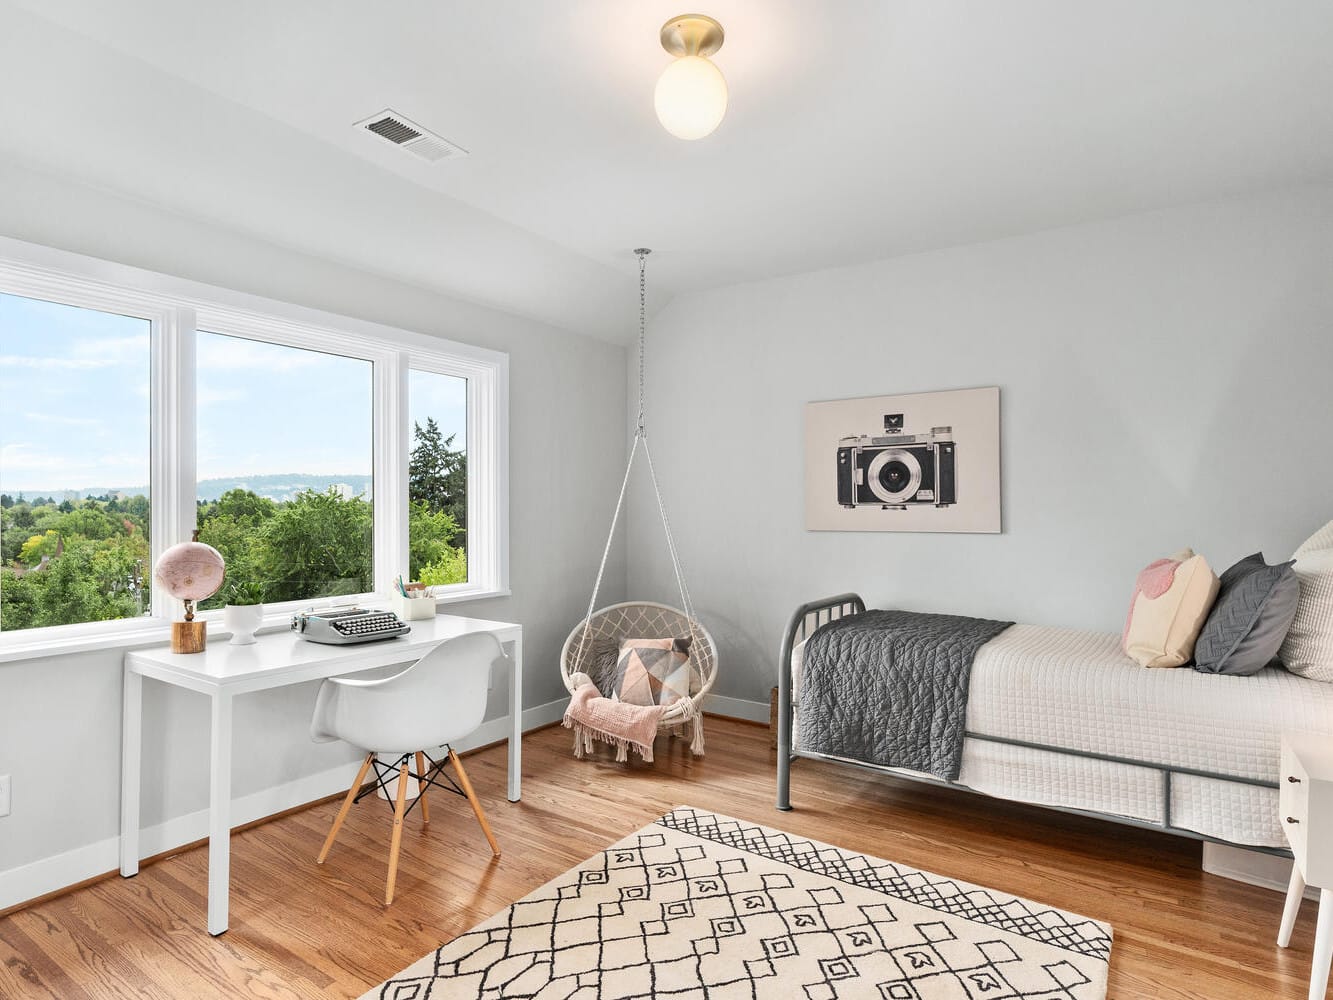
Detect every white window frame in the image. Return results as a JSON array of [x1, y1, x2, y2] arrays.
[[0, 236, 509, 662]]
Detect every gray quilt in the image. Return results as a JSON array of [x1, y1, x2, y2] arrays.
[[799, 610, 1013, 781]]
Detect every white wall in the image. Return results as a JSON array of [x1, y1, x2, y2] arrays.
[[627, 183, 1333, 708], [0, 161, 628, 903]]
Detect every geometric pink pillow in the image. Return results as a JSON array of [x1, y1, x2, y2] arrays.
[[615, 637, 696, 707], [1122, 548, 1221, 668]]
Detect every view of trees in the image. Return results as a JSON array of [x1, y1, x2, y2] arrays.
[[0, 419, 466, 631], [0, 492, 150, 630]]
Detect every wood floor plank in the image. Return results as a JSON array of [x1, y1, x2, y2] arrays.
[[0, 717, 1317, 998]]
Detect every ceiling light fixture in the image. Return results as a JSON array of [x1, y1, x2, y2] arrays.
[[654, 14, 727, 140]]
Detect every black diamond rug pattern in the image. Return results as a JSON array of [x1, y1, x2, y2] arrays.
[[361, 806, 1112, 999]]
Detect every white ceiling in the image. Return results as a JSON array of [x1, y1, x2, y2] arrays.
[[3, 1, 1332, 341]]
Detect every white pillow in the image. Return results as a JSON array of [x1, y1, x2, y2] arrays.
[[1280, 521, 1333, 682]]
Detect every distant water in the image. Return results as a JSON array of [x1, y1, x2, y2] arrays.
[[4, 474, 374, 503]]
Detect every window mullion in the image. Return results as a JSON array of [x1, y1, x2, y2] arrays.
[[373, 351, 409, 597], [149, 305, 196, 622]]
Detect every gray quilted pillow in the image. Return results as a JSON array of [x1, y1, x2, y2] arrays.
[[1193, 553, 1299, 675]]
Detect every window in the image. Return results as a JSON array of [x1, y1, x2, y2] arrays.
[[0, 239, 509, 653], [195, 333, 374, 608], [409, 369, 468, 586], [0, 291, 152, 632]]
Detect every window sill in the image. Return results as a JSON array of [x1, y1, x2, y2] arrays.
[[0, 588, 513, 665], [0, 622, 175, 665]]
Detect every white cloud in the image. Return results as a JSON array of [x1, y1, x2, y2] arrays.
[[197, 334, 338, 373], [197, 386, 247, 406], [21, 412, 103, 428], [0, 355, 117, 370], [70, 334, 151, 359]]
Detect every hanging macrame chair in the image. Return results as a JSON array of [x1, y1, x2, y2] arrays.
[[560, 249, 718, 756]]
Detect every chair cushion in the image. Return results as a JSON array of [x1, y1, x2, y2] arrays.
[[616, 637, 696, 707], [1122, 548, 1220, 667], [1193, 553, 1299, 675], [1280, 521, 1333, 682]]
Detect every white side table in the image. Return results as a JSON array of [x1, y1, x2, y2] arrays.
[[1278, 732, 1333, 1000]]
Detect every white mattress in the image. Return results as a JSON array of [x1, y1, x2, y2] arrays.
[[792, 623, 1333, 847]]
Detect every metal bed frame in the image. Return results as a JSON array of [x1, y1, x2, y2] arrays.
[[775, 593, 1290, 858]]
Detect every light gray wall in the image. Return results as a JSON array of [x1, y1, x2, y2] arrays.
[[626, 183, 1333, 707], [0, 161, 627, 878]]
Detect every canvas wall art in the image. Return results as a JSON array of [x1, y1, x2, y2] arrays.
[[805, 386, 1000, 533]]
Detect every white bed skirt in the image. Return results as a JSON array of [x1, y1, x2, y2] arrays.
[[792, 623, 1333, 849]]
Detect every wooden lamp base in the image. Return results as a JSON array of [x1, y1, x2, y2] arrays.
[[172, 620, 207, 654]]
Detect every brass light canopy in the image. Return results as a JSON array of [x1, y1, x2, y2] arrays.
[[654, 14, 728, 140], [659, 14, 725, 58]]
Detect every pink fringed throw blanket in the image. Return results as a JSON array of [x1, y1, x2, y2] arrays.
[[563, 674, 666, 762]]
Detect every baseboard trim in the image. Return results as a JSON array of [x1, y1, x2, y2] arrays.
[[1201, 842, 1315, 899], [0, 697, 567, 915], [703, 695, 770, 724]]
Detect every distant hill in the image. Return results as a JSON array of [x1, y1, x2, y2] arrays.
[[6, 475, 373, 504]]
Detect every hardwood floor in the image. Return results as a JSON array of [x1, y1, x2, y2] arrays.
[[0, 717, 1318, 998]]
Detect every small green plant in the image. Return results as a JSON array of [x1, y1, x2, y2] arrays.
[[222, 580, 266, 606]]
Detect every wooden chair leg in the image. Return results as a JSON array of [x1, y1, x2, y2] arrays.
[[384, 758, 411, 905], [317, 753, 374, 864], [448, 748, 500, 857], [415, 751, 430, 825]]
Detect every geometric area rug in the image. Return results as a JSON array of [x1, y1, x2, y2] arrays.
[[361, 806, 1112, 999]]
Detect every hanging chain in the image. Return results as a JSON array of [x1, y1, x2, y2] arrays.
[[634, 248, 651, 437]]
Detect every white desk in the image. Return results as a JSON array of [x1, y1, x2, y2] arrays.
[[119, 613, 523, 935]]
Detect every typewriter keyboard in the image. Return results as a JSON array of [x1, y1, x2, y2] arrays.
[[334, 613, 402, 636]]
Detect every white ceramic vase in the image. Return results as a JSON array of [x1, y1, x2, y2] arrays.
[[223, 603, 264, 645]]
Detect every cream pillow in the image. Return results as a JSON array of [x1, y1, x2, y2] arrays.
[[1279, 521, 1333, 682], [1122, 548, 1221, 668]]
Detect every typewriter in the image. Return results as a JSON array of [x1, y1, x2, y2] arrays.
[[290, 606, 411, 645]]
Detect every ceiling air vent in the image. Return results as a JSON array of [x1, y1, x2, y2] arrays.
[[354, 109, 467, 163]]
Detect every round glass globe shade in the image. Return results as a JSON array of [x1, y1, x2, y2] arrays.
[[654, 56, 727, 140], [154, 541, 226, 602]]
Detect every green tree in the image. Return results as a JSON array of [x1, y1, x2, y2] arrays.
[[11, 537, 142, 628], [419, 549, 467, 586], [258, 488, 372, 602], [196, 489, 276, 610], [409, 418, 466, 547], [0, 568, 41, 630], [52, 506, 117, 541], [408, 500, 465, 582], [212, 488, 277, 522], [18, 530, 61, 566]]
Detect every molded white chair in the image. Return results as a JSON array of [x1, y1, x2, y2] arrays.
[[310, 631, 504, 905]]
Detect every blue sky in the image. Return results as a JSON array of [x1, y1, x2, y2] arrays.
[[0, 291, 466, 495]]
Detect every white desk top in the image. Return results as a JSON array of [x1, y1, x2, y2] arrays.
[[125, 613, 521, 694]]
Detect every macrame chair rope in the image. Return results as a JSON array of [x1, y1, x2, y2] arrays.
[[560, 248, 717, 750]]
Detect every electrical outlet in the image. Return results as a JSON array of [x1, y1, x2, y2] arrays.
[[0, 775, 9, 817]]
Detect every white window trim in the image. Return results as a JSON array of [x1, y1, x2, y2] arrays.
[[0, 235, 509, 663]]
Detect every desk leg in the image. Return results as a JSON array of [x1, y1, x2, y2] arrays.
[[119, 666, 142, 877], [1313, 888, 1333, 1000], [508, 635, 522, 802], [207, 691, 234, 936]]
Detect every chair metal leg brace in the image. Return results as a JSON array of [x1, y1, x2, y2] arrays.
[[318, 745, 501, 905], [353, 749, 468, 820]]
